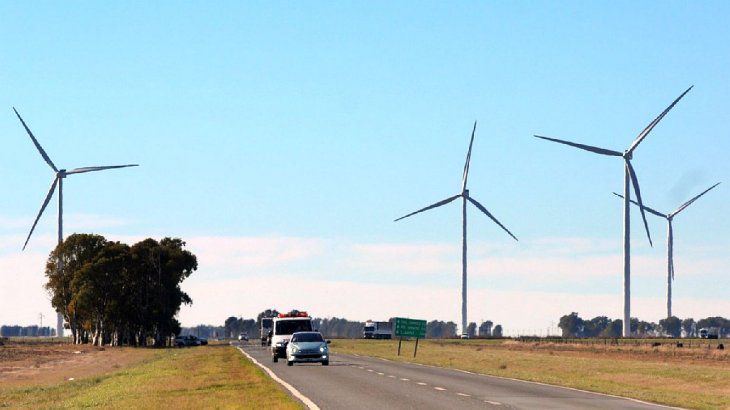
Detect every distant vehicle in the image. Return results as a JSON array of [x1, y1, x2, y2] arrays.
[[286, 331, 330, 366], [261, 317, 273, 346], [363, 321, 392, 339], [238, 332, 249, 342], [271, 312, 313, 362], [175, 335, 204, 347], [700, 327, 720, 339]]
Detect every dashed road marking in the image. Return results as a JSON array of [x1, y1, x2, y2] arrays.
[[400, 378, 409, 381], [377, 372, 385, 376], [358, 366, 364, 369], [434, 387, 446, 391], [388, 375, 396, 378], [456, 393, 471, 397], [416, 382, 428, 386], [484, 400, 502, 406], [367, 369, 374, 372]]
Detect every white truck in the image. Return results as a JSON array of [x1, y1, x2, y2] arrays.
[[363, 320, 392, 339], [271, 312, 314, 362]]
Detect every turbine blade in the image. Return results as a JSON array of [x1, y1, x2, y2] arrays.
[[461, 121, 477, 191], [533, 135, 622, 157], [626, 161, 653, 247], [628, 86, 693, 154], [394, 194, 461, 222], [23, 178, 58, 250], [611, 192, 667, 218], [671, 182, 721, 216], [66, 164, 139, 175], [13, 108, 58, 172], [466, 196, 518, 241]]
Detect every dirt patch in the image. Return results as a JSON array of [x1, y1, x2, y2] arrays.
[[0, 340, 158, 389]]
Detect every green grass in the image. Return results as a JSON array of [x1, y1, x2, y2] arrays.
[[0, 345, 300, 409], [332, 339, 730, 410]]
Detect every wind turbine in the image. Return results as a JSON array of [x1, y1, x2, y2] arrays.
[[534, 86, 693, 337], [14, 108, 138, 338], [395, 122, 518, 338], [614, 182, 720, 318]]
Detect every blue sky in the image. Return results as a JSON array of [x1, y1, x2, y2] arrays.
[[1, 3, 728, 333]]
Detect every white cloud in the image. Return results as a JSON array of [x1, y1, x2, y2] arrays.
[[1, 232, 728, 331]]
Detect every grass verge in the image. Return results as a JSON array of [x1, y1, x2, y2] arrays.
[[332, 339, 729, 410], [0, 344, 300, 409]]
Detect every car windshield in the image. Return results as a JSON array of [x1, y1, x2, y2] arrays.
[[275, 320, 312, 335], [291, 333, 324, 343], [364, 326, 375, 331], [262, 318, 273, 327]]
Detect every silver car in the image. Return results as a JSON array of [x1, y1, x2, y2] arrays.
[[285, 331, 330, 366]]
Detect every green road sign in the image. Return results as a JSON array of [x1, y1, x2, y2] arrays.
[[394, 317, 426, 338]]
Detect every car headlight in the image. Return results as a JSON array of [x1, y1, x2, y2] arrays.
[[292, 346, 299, 352], [319, 345, 327, 352]]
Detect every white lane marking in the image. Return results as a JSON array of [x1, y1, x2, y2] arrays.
[[416, 382, 428, 386], [388, 375, 396, 378], [358, 366, 364, 369], [434, 387, 446, 391], [377, 372, 385, 376], [400, 378, 410, 381], [457, 393, 471, 397], [484, 400, 501, 405], [236, 346, 320, 410], [339, 354, 679, 409], [367, 369, 374, 372]]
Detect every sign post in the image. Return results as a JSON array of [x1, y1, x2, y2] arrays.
[[394, 317, 427, 358]]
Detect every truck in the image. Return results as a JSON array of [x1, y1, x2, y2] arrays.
[[700, 327, 720, 339], [261, 317, 274, 346], [270, 312, 314, 362], [363, 320, 392, 339]]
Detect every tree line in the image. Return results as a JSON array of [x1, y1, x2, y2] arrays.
[[45, 234, 197, 347], [224, 309, 505, 339], [558, 312, 730, 338]]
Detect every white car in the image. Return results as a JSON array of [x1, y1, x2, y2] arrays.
[[286, 331, 330, 366]]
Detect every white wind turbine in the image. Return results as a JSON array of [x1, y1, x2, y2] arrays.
[[534, 86, 693, 337], [395, 122, 518, 338], [614, 182, 720, 318], [14, 108, 138, 338]]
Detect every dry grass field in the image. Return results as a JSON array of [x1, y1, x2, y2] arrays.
[[0, 339, 299, 409], [332, 338, 730, 410]]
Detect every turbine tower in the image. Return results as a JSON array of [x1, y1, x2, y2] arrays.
[[614, 182, 720, 318], [534, 86, 693, 337], [395, 122, 518, 338], [14, 108, 138, 338]]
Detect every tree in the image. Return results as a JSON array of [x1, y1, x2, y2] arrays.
[[681, 318, 695, 338], [44, 234, 197, 346], [659, 316, 682, 338], [599, 319, 622, 337], [478, 321, 493, 337], [558, 312, 584, 338], [584, 316, 611, 337], [467, 322, 477, 338], [492, 324, 503, 337]]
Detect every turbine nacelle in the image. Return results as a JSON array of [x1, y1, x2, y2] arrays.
[[57, 169, 67, 178]]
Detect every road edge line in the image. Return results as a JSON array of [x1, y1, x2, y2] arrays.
[[337, 352, 682, 409], [236, 346, 320, 410]]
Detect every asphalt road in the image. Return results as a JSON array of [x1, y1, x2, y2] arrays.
[[236, 343, 673, 410]]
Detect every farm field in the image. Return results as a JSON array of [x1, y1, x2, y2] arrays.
[[331, 338, 730, 410], [0, 339, 299, 409]]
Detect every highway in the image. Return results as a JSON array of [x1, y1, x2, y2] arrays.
[[236, 343, 673, 410]]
